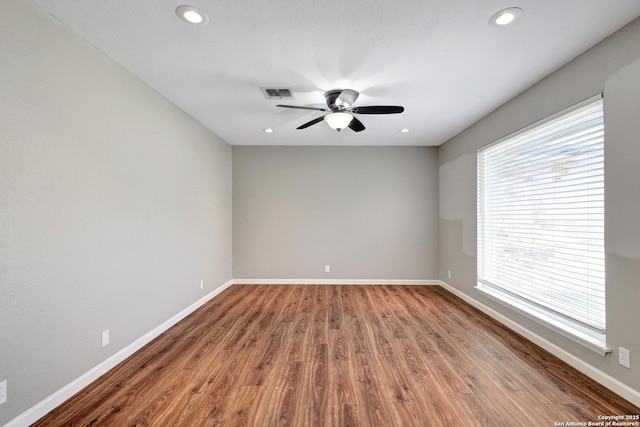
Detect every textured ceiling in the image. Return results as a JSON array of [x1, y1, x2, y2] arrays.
[[32, 0, 640, 146]]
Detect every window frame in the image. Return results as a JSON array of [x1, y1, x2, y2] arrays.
[[476, 94, 610, 355]]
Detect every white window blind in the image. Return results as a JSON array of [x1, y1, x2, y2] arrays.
[[477, 96, 605, 344]]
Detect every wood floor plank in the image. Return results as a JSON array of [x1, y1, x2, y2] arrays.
[[33, 285, 640, 427]]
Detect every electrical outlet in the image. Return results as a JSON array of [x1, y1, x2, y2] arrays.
[[325, 265, 330, 273], [0, 380, 7, 405], [619, 347, 630, 369], [101, 330, 110, 348], [200, 279, 204, 289], [447, 270, 452, 280]]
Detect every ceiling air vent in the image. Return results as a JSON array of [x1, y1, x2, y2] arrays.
[[261, 87, 294, 99]]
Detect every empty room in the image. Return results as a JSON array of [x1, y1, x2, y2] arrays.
[[2, 0, 640, 425]]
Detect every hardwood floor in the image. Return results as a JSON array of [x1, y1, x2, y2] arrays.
[[33, 285, 639, 426]]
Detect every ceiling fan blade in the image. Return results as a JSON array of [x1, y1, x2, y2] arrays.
[[277, 104, 328, 112], [336, 89, 359, 108], [350, 106, 404, 114], [296, 116, 326, 129], [348, 117, 366, 132]]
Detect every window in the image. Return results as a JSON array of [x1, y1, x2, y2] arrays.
[[477, 96, 607, 354]]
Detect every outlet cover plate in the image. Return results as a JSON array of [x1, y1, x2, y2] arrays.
[[0, 380, 7, 405], [101, 330, 110, 348], [619, 347, 630, 368]]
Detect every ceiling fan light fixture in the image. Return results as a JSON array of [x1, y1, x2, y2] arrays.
[[176, 5, 209, 25], [490, 7, 523, 26], [324, 112, 353, 131]]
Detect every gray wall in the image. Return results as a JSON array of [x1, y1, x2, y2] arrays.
[[233, 146, 439, 280], [439, 18, 640, 395], [0, 1, 232, 424]]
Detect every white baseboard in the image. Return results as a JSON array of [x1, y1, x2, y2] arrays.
[[438, 280, 640, 408], [231, 279, 439, 285], [6, 279, 234, 427]]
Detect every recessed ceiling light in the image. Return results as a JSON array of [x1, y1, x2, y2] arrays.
[[262, 128, 274, 133], [400, 128, 410, 133], [490, 7, 523, 26], [176, 5, 209, 25]]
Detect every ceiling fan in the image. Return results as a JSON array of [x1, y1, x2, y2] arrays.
[[277, 89, 404, 132]]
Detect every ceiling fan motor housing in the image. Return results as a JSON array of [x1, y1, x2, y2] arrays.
[[324, 90, 344, 111]]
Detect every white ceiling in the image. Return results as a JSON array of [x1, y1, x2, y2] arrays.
[[32, 0, 640, 146]]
